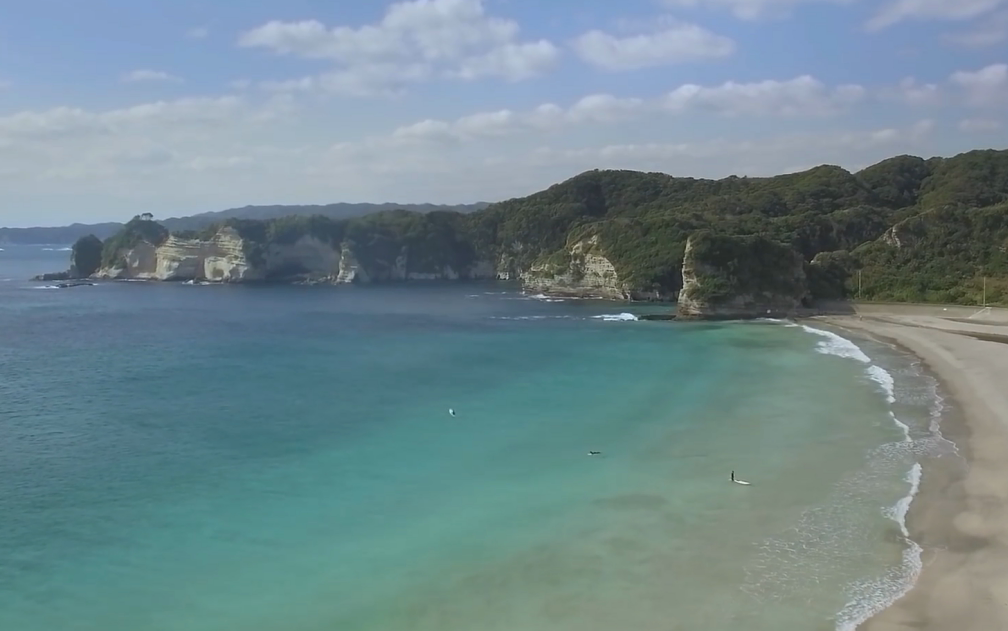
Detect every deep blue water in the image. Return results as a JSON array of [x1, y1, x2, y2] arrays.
[[0, 245, 953, 630]]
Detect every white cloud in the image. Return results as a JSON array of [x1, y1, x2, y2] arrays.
[[663, 75, 865, 116], [384, 74, 864, 144], [121, 69, 183, 83], [570, 19, 735, 70], [959, 118, 1003, 131], [660, 0, 853, 20], [186, 26, 210, 39], [867, 0, 1006, 30], [879, 77, 941, 105], [943, 9, 1008, 46], [950, 63, 1008, 107], [238, 0, 559, 95]]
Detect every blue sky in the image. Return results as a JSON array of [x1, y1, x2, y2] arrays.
[[1, 0, 1006, 226]]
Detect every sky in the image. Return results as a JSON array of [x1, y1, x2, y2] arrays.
[[1, 0, 1007, 227]]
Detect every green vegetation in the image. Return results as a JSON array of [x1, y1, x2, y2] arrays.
[[682, 231, 806, 303], [96, 148, 1008, 305], [100, 215, 169, 268], [71, 235, 103, 277]]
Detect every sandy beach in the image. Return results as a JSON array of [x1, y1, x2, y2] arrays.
[[814, 304, 1008, 630]]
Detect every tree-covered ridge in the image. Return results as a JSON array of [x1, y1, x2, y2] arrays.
[[95, 147, 1008, 305]]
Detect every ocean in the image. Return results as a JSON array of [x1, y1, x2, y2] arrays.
[[0, 245, 960, 631]]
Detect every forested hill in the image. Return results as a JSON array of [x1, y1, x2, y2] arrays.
[[91, 147, 1008, 305], [0, 202, 489, 245], [462, 148, 1008, 303]]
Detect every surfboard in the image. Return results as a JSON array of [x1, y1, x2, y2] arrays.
[[732, 479, 751, 486]]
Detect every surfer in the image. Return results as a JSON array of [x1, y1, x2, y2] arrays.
[[588, 451, 601, 456], [731, 470, 750, 485], [449, 408, 456, 417]]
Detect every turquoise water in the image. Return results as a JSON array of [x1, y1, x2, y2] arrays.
[[0, 246, 958, 630]]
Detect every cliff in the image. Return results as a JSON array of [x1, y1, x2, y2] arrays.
[[82, 147, 1008, 306], [96, 217, 498, 284], [676, 232, 809, 318]]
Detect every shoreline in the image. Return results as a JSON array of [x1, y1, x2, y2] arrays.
[[813, 306, 1008, 630]]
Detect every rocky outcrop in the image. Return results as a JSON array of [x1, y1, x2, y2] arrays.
[[676, 232, 809, 319], [520, 236, 675, 301], [95, 225, 501, 284], [521, 236, 628, 299], [33, 234, 105, 281], [96, 227, 260, 282]]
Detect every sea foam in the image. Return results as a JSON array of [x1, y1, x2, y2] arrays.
[[793, 323, 929, 630], [592, 313, 638, 322]]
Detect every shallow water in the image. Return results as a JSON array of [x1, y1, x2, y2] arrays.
[[0, 246, 958, 630]]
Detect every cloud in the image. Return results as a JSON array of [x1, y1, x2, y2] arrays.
[[663, 75, 865, 116], [866, 0, 1006, 30], [527, 121, 936, 171], [959, 118, 1003, 131], [943, 9, 1008, 46], [385, 74, 865, 146], [238, 0, 559, 95], [186, 26, 210, 39], [659, 0, 853, 20], [879, 77, 942, 105], [121, 69, 183, 83], [570, 18, 735, 70], [950, 63, 1008, 107]]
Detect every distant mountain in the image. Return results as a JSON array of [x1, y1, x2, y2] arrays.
[[0, 202, 490, 245]]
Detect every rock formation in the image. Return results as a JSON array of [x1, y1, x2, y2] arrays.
[[676, 232, 809, 319]]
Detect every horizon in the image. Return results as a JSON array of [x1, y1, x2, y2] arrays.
[[2, 0, 1007, 225]]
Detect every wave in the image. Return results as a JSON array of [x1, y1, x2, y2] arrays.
[[592, 313, 638, 322], [801, 325, 872, 363], [835, 463, 923, 631], [40, 247, 71, 251], [490, 312, 638, 322], [795, 324, 933, 629], [523, 293, 566, 303], [32, 285, 60, 290], [490, 315, 576, 321]]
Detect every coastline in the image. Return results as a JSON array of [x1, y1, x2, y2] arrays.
[[814, 305, 1008, 630]]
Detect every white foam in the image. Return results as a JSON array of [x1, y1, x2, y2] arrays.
[[525, 293, 566, 303], [757, 317, 801, 328], [866, 364, 896, 404], [32, 285, 60, 290], [592, 313, 638, 322], [801, 325, 872, 363], [836, 463, 923, 631]]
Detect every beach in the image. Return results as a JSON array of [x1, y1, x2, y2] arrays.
[[818, 304, 1008, 630]]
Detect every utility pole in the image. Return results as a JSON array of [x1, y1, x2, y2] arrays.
[[983, 276, 987, 307], [858, 270, 862, 301]]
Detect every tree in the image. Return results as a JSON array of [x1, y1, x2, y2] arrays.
[[71, 234, 104, 277]]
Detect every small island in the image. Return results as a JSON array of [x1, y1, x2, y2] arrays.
[[36, 147, 1008, 318]]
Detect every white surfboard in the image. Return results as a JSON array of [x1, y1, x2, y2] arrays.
[[448, 408, 456, 417], [732, 479, 751, 486]]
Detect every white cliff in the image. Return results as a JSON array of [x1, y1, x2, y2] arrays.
[[520, 236, 628, 299]]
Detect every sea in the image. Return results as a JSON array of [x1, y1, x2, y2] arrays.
[[0, 244, 961, 631]]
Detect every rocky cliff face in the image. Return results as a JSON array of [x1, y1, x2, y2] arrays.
[[96, 227, 499, 284], [677, 232, 809, 319], [520, 236, 629, 299], [96, 227, 261, 282], [519, 236, 675, 300]]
